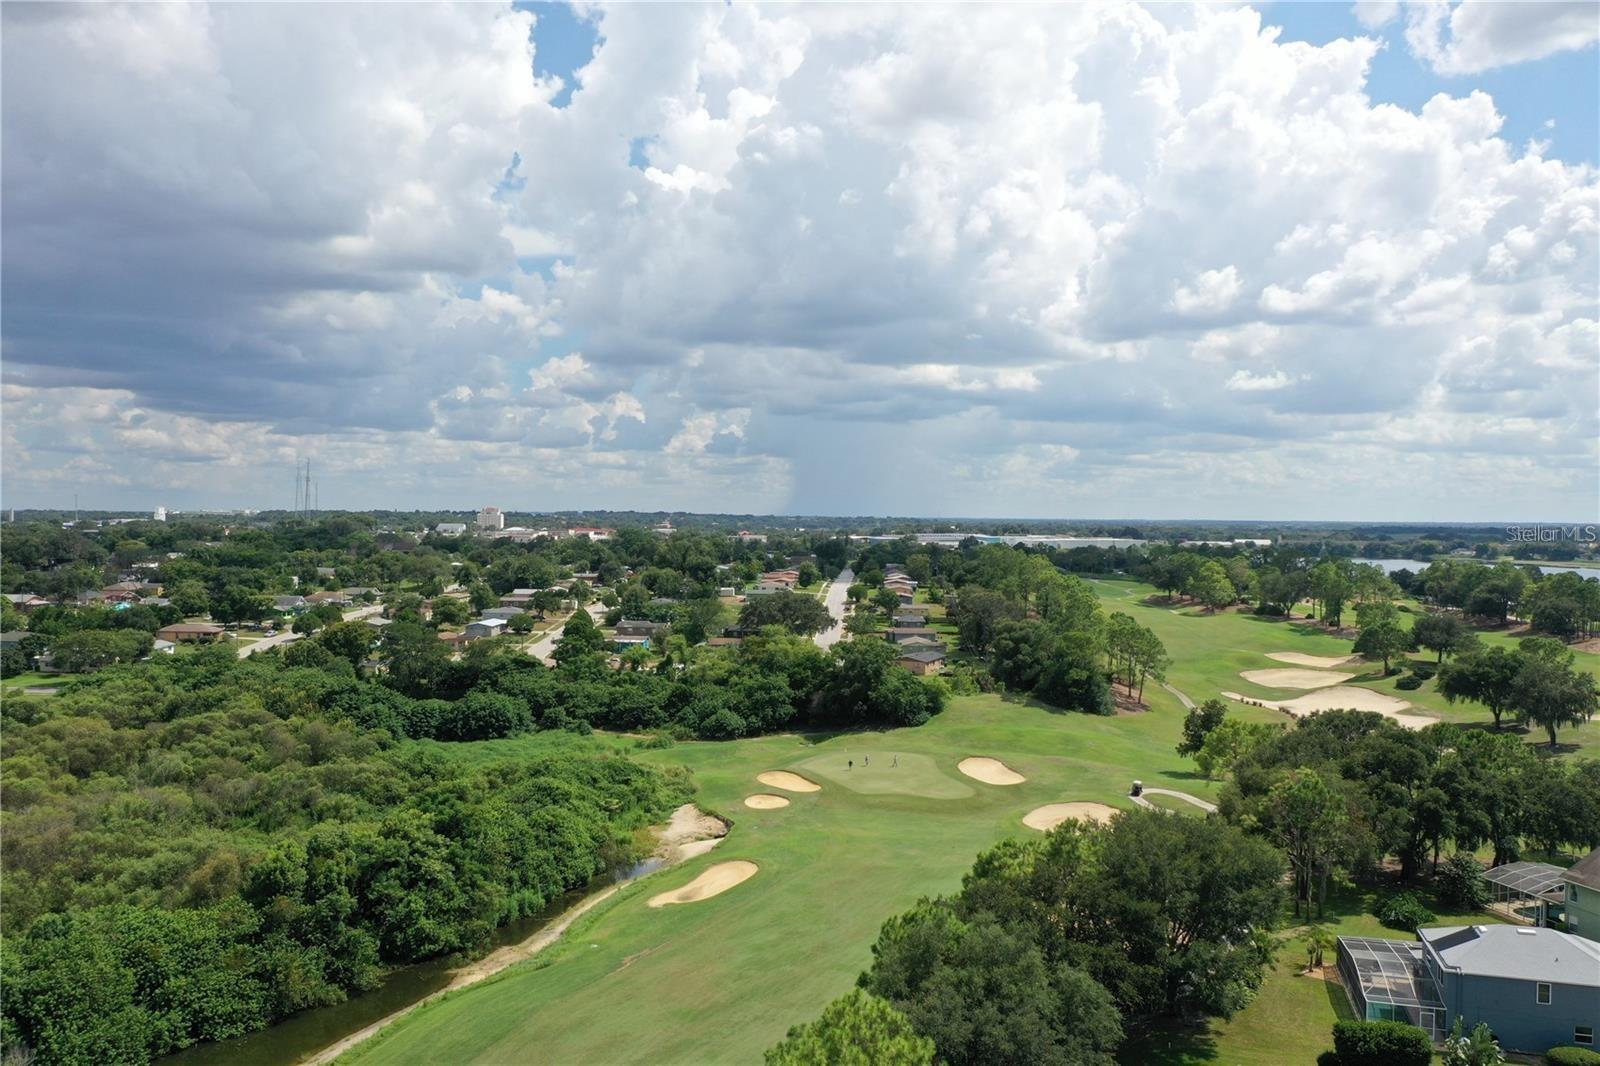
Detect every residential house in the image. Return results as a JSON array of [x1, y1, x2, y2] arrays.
[[615, 619, 670, 640], [155, 623, 226, 643], [140, 596, 172, 608], [316, 566, 339, 579], [892, 614, 929, 628], [438, 631, 467, 648], [3, 593, 50, 612], [306, 590, 352, 606], [0, 632, 29, 650], [895, 636, 946, 652], [151, 639, 177, 655], [1336, 925, 1600, 1051], [480, 607, 526, 622], [1559, 848, 1600, 943], [273, 595, 309, 613], [883, 627, 939, 644], [706, 636, 744, 647], [435, 523, 468, 536], [896, 649, 947, 675], [735, 530, 767, 543], [364, 617, 392, 630], [464, 618, 508, 641], [499, 588, 541, 608], [744, 583, 787, 596], [761, 570, 800, 586], [568, 527, 613, 541]]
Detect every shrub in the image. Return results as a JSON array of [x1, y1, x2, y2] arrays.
[[1548, 1048, 1600, 1066], [1396, 676, 1424, 690], [1330, 1020, 1432, 1066], [1377, 891, 1435, 931], [1436, 854, 1490, 910], [1410, 661, 1438, 680]]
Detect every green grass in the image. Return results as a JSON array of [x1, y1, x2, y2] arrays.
[[343, 693, 1205, 1066], [1142, 792, 1203, 815], [1085, 577, 1600, 753], [0, 670, 73, 694]]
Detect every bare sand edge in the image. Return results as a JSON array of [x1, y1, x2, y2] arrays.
[[646, 860, 760, 908], [1023, 802, 1118, 830], [1239, 668, 1354, 689], [1221, 689, 1436, 732], [757, 770, 822, 793], [1265, 651, 1361, 669], [744, 793, 791, 810], [303, 804, 728, 1065], [957, 756, 1027, 785]]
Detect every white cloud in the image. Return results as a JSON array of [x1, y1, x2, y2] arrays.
[[1, 1, 1594, 519], [1403, 1, 1600, 74]]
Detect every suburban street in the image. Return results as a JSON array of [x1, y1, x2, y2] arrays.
[[526, 602, 608, 664], [237, 603, 383, 657], [813, 567, 853, 649]]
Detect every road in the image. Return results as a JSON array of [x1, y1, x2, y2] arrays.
[[526, 602, 608, 664], [814, 567, 853, 649], [237, 603, 383, 658]]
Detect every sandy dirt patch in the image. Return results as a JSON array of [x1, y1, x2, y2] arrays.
[[757, 770, 821, 793], [1222, 687, 1435, 730], [1240, 668, 1354, 689], [743, 793, 790, 810], [1023, 802, 1118, 831], [957, 756, 1026, 785], [655, 803, 732, 863], [647, 861, 759, 908], [1266, 652, 1359, 669]]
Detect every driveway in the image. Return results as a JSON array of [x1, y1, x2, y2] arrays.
[[238, 602, 383, 657], [814, 567, 853, 650], [526, 602, 608, 664]]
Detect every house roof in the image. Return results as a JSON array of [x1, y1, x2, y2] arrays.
[[469, 617, 507, 628], [897, 649, 947, 664], [1419, 924, 1600, 987], [1564, 847, 1600, 892], [157, 623, 224, 635], [1338, 936, 1444, 1010]]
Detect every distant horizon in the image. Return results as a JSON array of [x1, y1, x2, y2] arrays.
[[4, 504, 1596, 530]]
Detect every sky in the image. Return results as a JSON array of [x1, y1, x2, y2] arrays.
[[2, 1, 1597, 521]]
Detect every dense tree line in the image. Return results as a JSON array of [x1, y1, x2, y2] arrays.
[[1212, 710, 1600, 898], [0, 647, 691, 1064], [773, 812, 1283, 1065]]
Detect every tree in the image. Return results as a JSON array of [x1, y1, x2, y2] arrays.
[[1195, 719, 1279, 779], [467, 581, 497, 612], [430, 597, 469, 626], [796, 562, 821, 588], [1177, 698, 1228, 756], [1438, 647, 1523, 728], [1192, 561, 1236, 612], [312, 620, 374, 668], [46, 629, 153, 672], [948, 588, 1022, 655], [739, 592, 835, 637], [873, 587, 902, 615], [1309, 562, 1352, 627], [1353, 616, 1412, 674], [553, 608, 606, 666], [764, 990, 935, 1066], [1512, 649, 1599, 747], [1411, 612, 1480, 663], [166, 579, 211, 617], [1263, 768, 1349, 917], [212, 587, 273, 624]]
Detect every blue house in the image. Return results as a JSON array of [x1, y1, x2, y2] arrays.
[[1338, 925, 1599, 1052]]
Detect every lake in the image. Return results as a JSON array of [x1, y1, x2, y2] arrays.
[[1354, 559, 1600, 581]]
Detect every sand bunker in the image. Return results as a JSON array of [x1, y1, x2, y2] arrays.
[[958, 757, 1026, 785], [1222, 686, 1435, 730], [757, 770, 821, 793], [1266, 652, 1359, 669], [1240, 668, 1354, 689], [743, 793, 790, 810], [1023, 802, 1118, 831], [647, 861, 759, 907]]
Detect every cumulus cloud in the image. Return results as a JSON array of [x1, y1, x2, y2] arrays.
[[1, 1, 1595, 518], [1402, 1, 1600, 75]]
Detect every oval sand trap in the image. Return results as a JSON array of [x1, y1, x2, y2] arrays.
[[958, 756, 1026, 785], [1266, 652, 1358, 669], [647, 861, 759, 907], [1240, 668, 1354, 689], [743, 793, 790, 810], [1222, 686, 1435, 730], [1024, 802, 1118, 831], [757, 771, 820, 793]]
